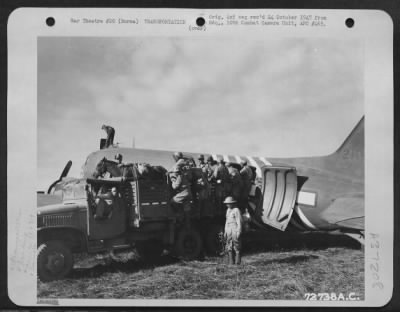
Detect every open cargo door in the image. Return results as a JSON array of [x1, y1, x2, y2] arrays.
[[255, 166, 297, 231]]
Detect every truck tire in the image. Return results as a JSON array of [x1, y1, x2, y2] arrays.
[[204, 224, 225, 256], [135, 240, 164, 263], [37, 240, 73, 282], [175, 228, 203, 260]]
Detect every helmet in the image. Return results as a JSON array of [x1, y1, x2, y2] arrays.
[[174, 151, 183, 159], [176, 159, 186, 168], [223, 196, 237, 204], [206, 156, 214, 162], [198, 154, 205, 160]]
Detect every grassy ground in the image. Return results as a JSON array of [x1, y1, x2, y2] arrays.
[[37, 233, 364, 300]]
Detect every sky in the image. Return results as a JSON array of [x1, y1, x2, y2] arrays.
[[37, 36, 363, 191]]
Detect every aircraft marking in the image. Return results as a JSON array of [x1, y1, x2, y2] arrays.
[[297, 191, 316, 206], [259, 157, 272, 166], [235, 155, 243, 164], [294, 205, 318, 230], [247, 156, 262, 177]]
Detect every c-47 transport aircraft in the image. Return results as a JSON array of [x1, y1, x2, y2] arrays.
[[36, 117, 364, 281], [80, 116, 365, 242]]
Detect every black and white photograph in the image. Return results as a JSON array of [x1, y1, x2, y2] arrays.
[[6, 8, 393, 306]]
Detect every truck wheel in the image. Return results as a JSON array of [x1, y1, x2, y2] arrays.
[[204, 224, 225, 256], [175, 228, 203, 260], [37, 240, 73, 282], [135, 240, 164, 263]]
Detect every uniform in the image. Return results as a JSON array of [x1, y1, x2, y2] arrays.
[[240, 164, 253, 208], [169, 161, 192, 212], [213, 162, 230, 212], [102, 125, 115, 148], [192, 168, 209, 216], [227, 166, 243, 201], [197, 154, 206, 170], [224, 197, 243, 265], [205, 163, 216, 182]]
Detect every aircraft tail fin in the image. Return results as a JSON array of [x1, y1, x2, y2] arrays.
[[331, 116, 364, 179]]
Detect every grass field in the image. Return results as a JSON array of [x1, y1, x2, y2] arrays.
[[37, 233, 364, 300]]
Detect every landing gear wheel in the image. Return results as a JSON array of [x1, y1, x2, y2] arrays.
[[37, 240, 73, 282], [204, 224, 225, 256], [135, 240, 164, 263], [175, 228, 203, 260]]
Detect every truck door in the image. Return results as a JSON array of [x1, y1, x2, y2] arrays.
[[255, 166, 297, 231], [86, 182, 127, 240]]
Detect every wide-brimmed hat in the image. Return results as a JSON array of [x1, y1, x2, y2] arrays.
[[223, 196, 237, 204]]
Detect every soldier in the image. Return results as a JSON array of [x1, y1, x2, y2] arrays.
[[224, 196, 243, 265], [94, 186, 122, 220], [213, 158, 230, 213], [226, 162, 243, 201], [197, 155, 206, 170], [240, 160, 253, 209], [205, 156, 216, 182], [173, 151, 184, 162], [193, 167, 209, 217], [115, 153, 123, 166], [169, 160, 192, 226], [102, 125, 115, 148]]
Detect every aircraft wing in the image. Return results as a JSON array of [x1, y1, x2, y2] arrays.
[[320, 197, 364, 230]]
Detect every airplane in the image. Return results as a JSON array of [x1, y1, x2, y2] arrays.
[[39, 116, 364, 245], [67, 116, 363, 244]]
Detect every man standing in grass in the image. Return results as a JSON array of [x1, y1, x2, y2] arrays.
[[224, 196, 243, 265]]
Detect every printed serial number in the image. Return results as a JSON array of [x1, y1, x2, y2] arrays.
[[304, 292, 360, 301]]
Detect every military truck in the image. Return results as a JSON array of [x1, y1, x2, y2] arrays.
[[37, 158, 298, 282], [37, 163, 229, 282]]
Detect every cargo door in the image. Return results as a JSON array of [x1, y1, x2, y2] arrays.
[[255, 166, 297, 231]]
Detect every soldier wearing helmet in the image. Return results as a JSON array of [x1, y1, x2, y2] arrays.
[[224, 196, 243, 265], [115, 153, 123, 165], [213, 158, 231, 213], [169, 158, 193, 226], [173, 151, 184, 161], [226, 162, 243, 201], [197, 155, 206, 170], [240, 160, 253, 209], [101, 125, 115, 148], [204, 156, 216, 182]]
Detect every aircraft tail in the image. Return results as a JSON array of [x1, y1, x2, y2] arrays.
[[331, 116, 364, 180]]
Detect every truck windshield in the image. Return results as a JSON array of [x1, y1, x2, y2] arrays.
[[62, 180, 87, 201]]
